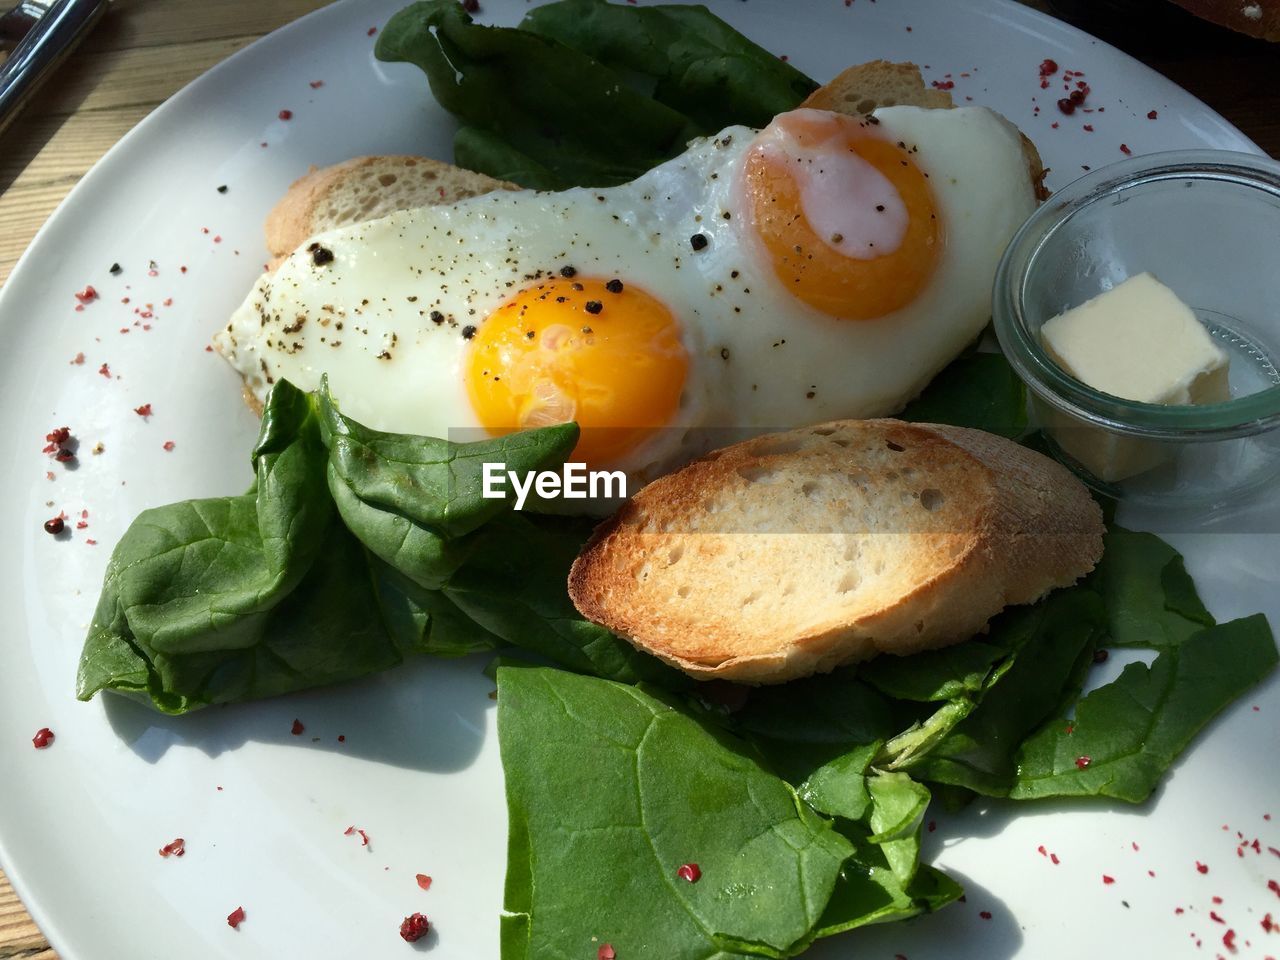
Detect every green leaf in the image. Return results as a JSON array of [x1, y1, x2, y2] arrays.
[[909, 588, 1106, 795], [1098, 527, 1214, 649], [497, 666, 854, 960], [900, 352, 1028, 439], [520, 0, 816, 132], [375, 0, 702, 188], [1011, 614, 1277, 802], [76, 383, 424, 713]]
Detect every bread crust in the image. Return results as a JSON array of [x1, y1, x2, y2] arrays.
[[568, 420, 1103, 684], [801, 59, 1049, 201], [263, 155, 518, 260]]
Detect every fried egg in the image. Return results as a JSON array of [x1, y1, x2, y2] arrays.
[[216, 105, 1036, 482]]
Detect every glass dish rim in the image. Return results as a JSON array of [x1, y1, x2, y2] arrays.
[[993, 148, 1280, 441]]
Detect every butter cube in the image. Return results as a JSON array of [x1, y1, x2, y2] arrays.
[[1038, 273, 1230, 482]]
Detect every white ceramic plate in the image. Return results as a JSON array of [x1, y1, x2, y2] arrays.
[[1, 1, 1276, 958]]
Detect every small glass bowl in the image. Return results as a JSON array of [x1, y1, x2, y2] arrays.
[[993, 150, 1280, 509]]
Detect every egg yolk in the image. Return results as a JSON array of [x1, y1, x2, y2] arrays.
[[466, 277, 688, 466], [743, 109, 942, 320]]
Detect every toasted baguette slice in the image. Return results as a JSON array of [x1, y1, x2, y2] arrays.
[[569, 420, 1103, 684], [802, 59, 1050, 202], [263, 155, 519, 260]]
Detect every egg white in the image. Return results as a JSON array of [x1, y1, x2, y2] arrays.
[[217, 106, 1036, 482]]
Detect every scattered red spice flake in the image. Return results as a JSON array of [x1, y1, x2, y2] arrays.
[[309, 80, 324, 89], [399, 913, 430, 943], [226, 906, 246, 929], [1103, 875, 1116, 885], [85, 538, 97, 545], [45, 472, 55, 481], [677, 863, 702, 883], [597, 945, 616, 960], [71, 352, 85, 365], [181, 265, 188, 273], [278, 109, 293, 120], [213, 235, 222, 244], [1132, 842, 1140, 852], [1083, 124, 1094, 132], [290, 718, 304, 735], [416, 874, 433, 891], [1224, 929, 1237, 951], [1051, 121, 1059, 129], [931, 80, 955, 90], [1198, 861, 1211, 874], [461, 0, 480, 10], [1050, 853, 1060, 864], [927, 820, 936, 833], [1262, 913, 1274, 933], [1038, 845, 1047, 857], [1177, 907, 1186, 915], [134, 403, 153, 418], [367, 25, 377, 36], [905, 25, 913, 32], [1269, 879, 1280, 898], [98, 362, 111, 378], [1211, 911, 1226, 924], [979, 911, 993, 920], [163, 440, 175, 452], [1270, 847, 1280, 859], [74, 285, 98, 304], [159, 837, 186, 858], [1213, 896, 1224, 905], [1148, 110, 1159, 119], [1266, 814, 1273, 821], [337, 734, 346, 742], [1120, 143, 1132, 155], [779, 54, 789, 62], [344, 825, 370, 847], [1149, 870, 1157, 877], [32, 727, 54, 748], [1075, 755, 1091, 769]]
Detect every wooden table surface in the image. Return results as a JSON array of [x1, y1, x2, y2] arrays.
[[0, 0, 1277, 956]]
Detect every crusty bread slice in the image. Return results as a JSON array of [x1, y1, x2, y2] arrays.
[[569, 420, 1103, 684], [263, 155, 518, 260], [802, 59, 1050, 202], [802, 60, 956, 114]]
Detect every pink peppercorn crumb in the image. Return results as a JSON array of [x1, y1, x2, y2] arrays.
[[291, 719, 304, 735], [310, 80, 324, 89], [1148, 110, 1159, 119], [677, 863, 701, 883], [74, 285, 98, 304], [1120, 143, 1132, 155], [32, 728, 54, 748], [1198, 861, 1210, 874], [598, 945, 616, 960], [1075, 756, 1092, 769], [159, 838, 186, 858], [400, 913, 430, 943], [278, 109, 293, 120], [163, 441, 175, 451], [227, 906, 245, 930], [367, 25, 377, 36], [1103, 875, 1115, 885], [979, 911, 993, 920], [416, 874, 432, 891]]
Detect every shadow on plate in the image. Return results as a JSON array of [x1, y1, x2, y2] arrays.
[[807, 867, 1023, 960], [102, 652, 495, 775]]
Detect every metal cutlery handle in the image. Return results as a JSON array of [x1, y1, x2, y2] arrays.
[[0, 0, 108, 140]]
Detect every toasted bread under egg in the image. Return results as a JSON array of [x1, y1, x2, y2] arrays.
[[802, 60, 1050, 201], [264, 155, 519, 262], [568, 420, 1103, 685]]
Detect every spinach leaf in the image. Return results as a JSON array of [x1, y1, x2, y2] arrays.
[[1096, 526, 1214, 649], [375, 0, 815, 189], [497, 666, 854, 960], [900, 352, 1028, 439], [520, 0, 816, 132], [376, 1, 701, 189], [1011, 614, 1277, 802], [76, 382, 445, 714], [908, 588, 1106, 796]]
